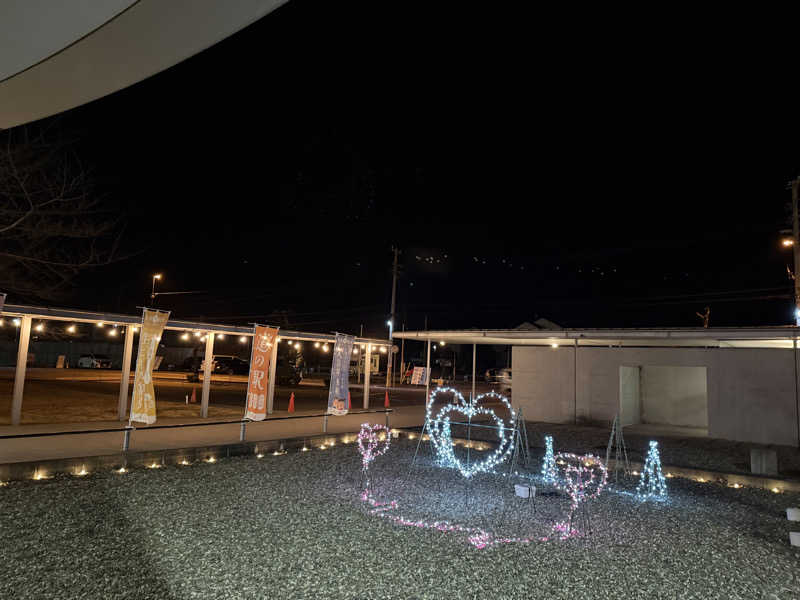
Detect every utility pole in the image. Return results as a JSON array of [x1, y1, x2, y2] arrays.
[[793, 179, 800, 325], [386, 246, 398, 387]]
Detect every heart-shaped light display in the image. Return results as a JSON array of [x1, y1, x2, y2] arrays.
[[357, 422, 391, 472], [552, 452, 607, 512], [426, 387, 515, 478]]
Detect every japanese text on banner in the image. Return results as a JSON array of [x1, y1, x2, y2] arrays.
[[244, 325, 278, 421]]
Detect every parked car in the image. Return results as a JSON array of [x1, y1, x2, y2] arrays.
[[211, 356, 250, 375], [486, 368, 512, 389], [275, 360, 301, 386], [77, 353, 112, 369]]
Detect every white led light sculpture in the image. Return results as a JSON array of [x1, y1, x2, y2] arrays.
[[426, 387, 515, 478], [635, 440, 667, 500]]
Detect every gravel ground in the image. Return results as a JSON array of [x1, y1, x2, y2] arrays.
[[1, 438, 799, 600]]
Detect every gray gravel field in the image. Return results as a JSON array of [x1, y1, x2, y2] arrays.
[[1, 438, 799, 600]]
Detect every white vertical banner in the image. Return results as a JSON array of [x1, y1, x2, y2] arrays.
[[327, 333, 355, 415], [129, 308, 169, 424]]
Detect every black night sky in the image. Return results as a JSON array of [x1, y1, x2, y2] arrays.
[[19, 2, 800, 336]]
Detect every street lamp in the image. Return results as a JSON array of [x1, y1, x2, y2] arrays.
[[151, 274, 162, 302]]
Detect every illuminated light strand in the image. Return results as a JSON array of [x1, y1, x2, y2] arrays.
[[425, 388, 516, 478], [635, 440, 667, 501], [541, 435, 557, 483], [359, 491, 556, 549], [551, 452, 607, 534], [357, 423, 391, 496]]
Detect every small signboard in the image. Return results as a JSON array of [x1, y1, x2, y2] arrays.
[[410, 366, 430, 386]]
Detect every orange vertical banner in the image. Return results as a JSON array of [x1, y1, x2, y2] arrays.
[[244, 325, 278, 421], [130, 308, 170, 424]]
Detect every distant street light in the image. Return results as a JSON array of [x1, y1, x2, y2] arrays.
[[151, 274, 162, 302], [782, 238, 794, 247]]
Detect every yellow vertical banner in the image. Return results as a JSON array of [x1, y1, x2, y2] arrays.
[[244, 325, 278, 421], [130, 308, 170, 424]]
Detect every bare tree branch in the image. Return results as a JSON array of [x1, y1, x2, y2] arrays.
[[0, 124, 133, 301]]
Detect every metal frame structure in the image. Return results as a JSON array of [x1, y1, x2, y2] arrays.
[[0, 303, 390, 426]]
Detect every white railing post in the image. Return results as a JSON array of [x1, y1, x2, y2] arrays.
[[471, 342, 477, 400], [267, 335, 278, 415], [363, 343, 372, 409], [11, 316, 32, 426], [201, 332, 215, 418], [118, 325, 135, 420], [425, 339, 431, 403]]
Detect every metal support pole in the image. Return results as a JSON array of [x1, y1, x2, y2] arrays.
[[122, 426, 132, 451], [574, 339, 578, 425], [240, 420, 247, 442], [793, 179, 800, 325], [11, 315, 31, 426], [363, 343, 372, 409], [385, 410, 390, 428], [425, 339, 431, 402], [323, 414, 328, 433], [471, 343, 477, 400], [118, 325, 135, 421], [201, 332, 214, 418], [794, 337, 800, 448], [267, 335, 278, 415], [399, 323, 405, 385]]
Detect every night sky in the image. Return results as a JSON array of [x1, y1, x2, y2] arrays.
[[13, 2, 800, 336]]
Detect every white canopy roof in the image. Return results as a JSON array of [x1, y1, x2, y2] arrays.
[[0, 0, 286, 129], [393, 327, 800, 349]]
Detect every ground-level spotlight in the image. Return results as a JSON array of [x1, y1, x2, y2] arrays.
[[178, 459, 190, 466], [256, 453, 264, 458], [116, 467, 127, 474], [32, 470, 47, 480], [74, 467, 88, 476], [772, 487, 781, 494], [205, 457, 216, 463], [301, 446, 309, 452], [148, 462, 160, 469]]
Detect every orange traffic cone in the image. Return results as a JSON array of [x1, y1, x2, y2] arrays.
[[190, 387, 197, 404], [384, 390, 390, 408], [347, 391, 351, 410], [288, 392, 295, 413]]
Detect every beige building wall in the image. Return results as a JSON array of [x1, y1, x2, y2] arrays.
[[512, 345, 799, 447]]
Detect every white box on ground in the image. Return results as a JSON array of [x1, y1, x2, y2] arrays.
[[790, 531, 800, 547], [787, 507, 800, 522], [514, 484, 535, 498]]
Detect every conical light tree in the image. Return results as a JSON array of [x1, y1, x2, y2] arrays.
[[541, 435, 557, 483], [635, 440, 667, 500]]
